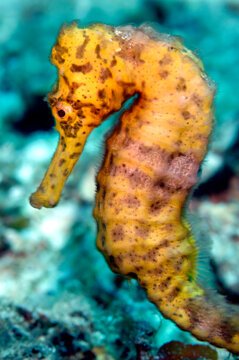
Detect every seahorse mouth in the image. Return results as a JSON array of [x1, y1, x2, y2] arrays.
[[29, 134, 84, 209]]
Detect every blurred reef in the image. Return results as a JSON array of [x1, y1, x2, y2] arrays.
[[1, 0, 239, 359]]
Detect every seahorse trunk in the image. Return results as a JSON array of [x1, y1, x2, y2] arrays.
[[94, 96, 239, 352], [30, 23, 239, 354], [92, 26, 239, 354]]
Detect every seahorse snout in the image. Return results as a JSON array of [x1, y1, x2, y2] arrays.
[[30, 133, 86, 209], [30, 190, 58, 209]]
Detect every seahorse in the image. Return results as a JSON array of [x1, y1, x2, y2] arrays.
[[29, 22, 239, 354]]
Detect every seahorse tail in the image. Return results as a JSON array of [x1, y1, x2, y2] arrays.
[[139, 271, 239, 354]]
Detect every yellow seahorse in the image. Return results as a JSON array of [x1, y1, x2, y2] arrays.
[[29, 22, 239, 354]]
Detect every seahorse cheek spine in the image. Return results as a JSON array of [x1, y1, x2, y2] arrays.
[[29, 23, 239, 355]]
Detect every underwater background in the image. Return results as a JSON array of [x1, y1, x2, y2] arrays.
[[1, 0, 239, 359]]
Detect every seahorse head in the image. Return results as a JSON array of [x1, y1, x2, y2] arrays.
[[48, 24, 121, 133], [30, 23, 133, 209]]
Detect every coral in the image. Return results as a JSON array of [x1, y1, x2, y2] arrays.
[[157, 340, 218, 360]]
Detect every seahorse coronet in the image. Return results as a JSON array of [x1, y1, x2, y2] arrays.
[[29, 22, 239, 355]]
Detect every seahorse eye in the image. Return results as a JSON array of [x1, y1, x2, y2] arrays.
[[54, 102, 73, 120], [57, 109, 66, 118]]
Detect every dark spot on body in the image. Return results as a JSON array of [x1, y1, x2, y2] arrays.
[[98, 89, 106, 99], [158, 278, 170, 290], [152, 267, 164, 276], [122, 194, 140, 209], [67, 82, 86, 100], [149, 199, 167, 213], [174, 256, 184, 272], [112, 225, 124, 242], [182, 110, 191, 120], [95, 44, 101, 59], [117, 80, 136, 88], [62, 75, 70, 87], [135, 225, 149, 239], [48, 96, 57, 107], [110, 58, 117, 67], [102, 187, 106, 200], [60, 120, 82, 137], [153, 180, 165, 189], [70, 62, 93, 74], [68, 82, 81, 97], [111, 89, 116, 100], [87, 122, 98, 127], [54, 54, 65, 64], [38, 185, 45, 193], [59, 159, 66, 166], [89, 105, 101, 116], [76, 36, 90, 58], [192, 93, 202, 107], [77, 109, 85, 119], [167, 286, 181, 302], [74, 120, 84, 131], [157, 239, 169, 249], [146, 247, 160, 262], [55, 42, 68, 55], [63, 169, 69, 177], [109, 154, 114, 168], [70, 100, 83, 110], [176, 77, 187, 91], [70, 152, 81, 159], [54, 42, 68, 64], [159, 54, 171, 66], [135, 265, 143, 272], [159, 70, 169, 79], [110, 163, 153, 189], [60, 136, 66, 151], [99, 67, 112, 83]]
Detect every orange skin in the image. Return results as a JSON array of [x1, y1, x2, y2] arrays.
[[30, 23, 239, 354]]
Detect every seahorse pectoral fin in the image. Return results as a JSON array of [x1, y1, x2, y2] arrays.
[[29, 134, 84, 209]]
